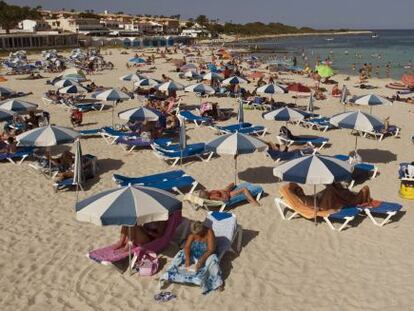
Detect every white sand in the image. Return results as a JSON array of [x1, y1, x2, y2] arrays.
[[1, 48, 413, 311]]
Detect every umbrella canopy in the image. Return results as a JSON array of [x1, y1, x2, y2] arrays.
[[157, 81, 184, 92], [353, 94, 392, 107], [287, 83, 311, 93], [75, 185, 182, 226], [16, 125, 80, 147], [180, 63, 197, 72], [330, 110, 384, 132], [54, 79, 78, 88], [62, 68, 86, 78], [206, 132, 267, 156], [58, 84, 87, 94], [0, 99, 38, 112], [273, 154, 352, 184], [202, 71, 223, 81], [222, 76, 248, 86], [0, 86, 14, 97], [256, 83, 287, 95], [184, 70, 201, 79], [129, 57, 146, 64], [134, 78, 160, 88], [316, 65, 335, 78], [0, 108, 16, 121], [401, 73, 414, 87], [94, 88, 131, 102], [118, 106, 160, 122], [184, 83, 215, 95], [119, 73, 145, 82], [263, 107, 306, 121]]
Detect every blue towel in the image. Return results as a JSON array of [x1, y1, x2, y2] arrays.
[[211, 211, 232, 221]]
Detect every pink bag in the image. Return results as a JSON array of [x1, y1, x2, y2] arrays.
[[135, 249, 159, 276]]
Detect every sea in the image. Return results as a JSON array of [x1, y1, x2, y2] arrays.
[[232, 29, 414, 80]]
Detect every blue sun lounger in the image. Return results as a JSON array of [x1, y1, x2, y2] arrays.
[[113, 170, 186, 185], [334, 154, 378, 188], [184, 182, 264, 212], [152, 144, 213, 167], [152, 142, 205, 153], [276, 135, 329, 150], [349, 202, 403, 227], [213, 122, 267, 136], [179, 110, 212, 126], [80, 128, 101, 137], [300, 117, 336, 132], [267, 148, 314, 163], [0, 147, 34, 165], [100, 127, 137, 144]]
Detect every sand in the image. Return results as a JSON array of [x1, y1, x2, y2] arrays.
[[0, 47, 413, 311]]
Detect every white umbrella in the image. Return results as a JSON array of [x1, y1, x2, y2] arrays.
[[16, 125, 80, 147], [134, 78, 160, 89], [54, 79, 78, 88], [0, 108, 16, 121], [222, 76, 248, 86], [256, 83, 287, 95], [118, 106, 160, 122], [184, 70, 201, 80], [94, 88, 131, 126], [184, 83, 215, 95], [202, 71, 223, 81], [353, 94, 392, 113], [263, 107, 306, 122], [58, 84, 87, 94], [157, 81, 184, 92], [0, 99, 38, 112]]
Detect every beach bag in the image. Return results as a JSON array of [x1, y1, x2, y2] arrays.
[[134, 249, 159, 276]]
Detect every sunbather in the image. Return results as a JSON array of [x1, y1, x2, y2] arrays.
[[288, 183, 373, 211], [113, 221, 167, 251], [199, 182, 260, 206], [161, 220, 223, 294], [0, 137, 17, 153]]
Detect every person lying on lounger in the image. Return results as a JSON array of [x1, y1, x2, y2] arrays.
[[199, 183, 260, 206], [288, 183, 373, 211], [113, 221, 168, 251], [0, 137, 17, 153]]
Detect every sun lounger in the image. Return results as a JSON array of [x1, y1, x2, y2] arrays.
[[353, 202, 403, 227], [299, 117, 336, 132], [152, 144, 213, 167], [87, 210, 183, 271], [100, 127, 137, 144], [360, 125, 400, 142], [267, 148, 314, 163], [179, 110, 212, 127], [115, 136, 154, 152], [79, 128, 101, 137], [184, 182, 263, 212], [213, 122, 267, 137], [334, 154, 378, 189], [275, 185, 359, 231], [276, 135, 329, 150], [0, 147, 33, 165], [113, 171, 199, 195]]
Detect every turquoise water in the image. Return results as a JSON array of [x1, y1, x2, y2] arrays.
[[236, 30, 414, 79]]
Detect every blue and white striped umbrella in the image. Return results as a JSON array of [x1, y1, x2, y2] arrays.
[[119, 73, 145, 82], [263, 107, 306, 121], [222, 76, 248, 86], [58, 84, 87, 94], [157, 81, 184, 92], [118, 106, 160, 122], [202, 71, 223, 81], [54, 79, 78, 88], [273, 155, 352, 185], [353, 94, 392, 113], [134, 78, 160, 88], [0, 99, 38, 112], [0, 108, 16, 121], [129, 57, 146, 64], [329, 110, 384, 132], [206, 132, 267, 182], [185, 83, 215, 95], [94, 88, 131, 102], [75, 185, 182, 226], [0, 86, 14, 97], [16, 125, 80, 147], [256, 83, 287, 95], [184, 70, 201, 79]]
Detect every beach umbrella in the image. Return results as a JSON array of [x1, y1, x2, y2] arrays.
[[202, 71, 223, 81], [316, 64, 335, 78], [307, 93, 314, 113], [58, 84, 87, 94], [352, 94, 392, 113], [183, 70, 201, 80], [263, 107, 306, 122], [180, 63, 197, 72], [184, 83, 215, 95], [0, 86, 14, 97], [329, 110, 384, 150], [206, 132, 268, 183], [157, 81, 184, 92], [129, 57, 146, 64], [288, 83, 311, 93], [54, 79, 78, 88], [134, 78, 160, 89], [73, 138, 83, 201], [119, 73, 144, 82], [222, 76, 248, 86], [75, 185, 182, 272], [62, 68, 86, 78], [16, 125, 80, 147], [401, 73, 414, 87], [273, 154, 352, 223], [0, 108, 16, 121], [94, 88, 131, 126], [0, 99, 38, 112], [62, 74, 86, 82], [118, 106, 160, 122], [256, 83, 287, 95], [237, 99, 244, 123]]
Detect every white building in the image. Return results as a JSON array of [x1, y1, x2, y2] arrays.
[[19, 19, 51, 32], [180, 28, 211, 38]]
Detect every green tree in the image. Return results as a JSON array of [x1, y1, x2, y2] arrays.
[[78, 12, 100, 19], [195, 15, 209, 26], [0, 1, 41, 33]]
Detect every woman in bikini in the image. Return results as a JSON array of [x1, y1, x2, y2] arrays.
[[199, 183, 260, 206]]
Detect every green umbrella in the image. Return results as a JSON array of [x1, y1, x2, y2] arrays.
[[316, 64, 335, 78]]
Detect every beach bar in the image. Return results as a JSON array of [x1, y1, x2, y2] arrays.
[[0, 33, 78, 51]]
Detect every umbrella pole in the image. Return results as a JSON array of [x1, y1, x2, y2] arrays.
[[128, 227, 132, 275], [112, 101, 115, 128], [354, 135, 358, 152], [313, 185, 317, 225], [234, 155, 238, 185]]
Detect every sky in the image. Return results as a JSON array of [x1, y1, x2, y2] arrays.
[[7, 0, 414, 29]]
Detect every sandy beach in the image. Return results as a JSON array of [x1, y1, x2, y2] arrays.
[[1, 47, 414, 311]]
